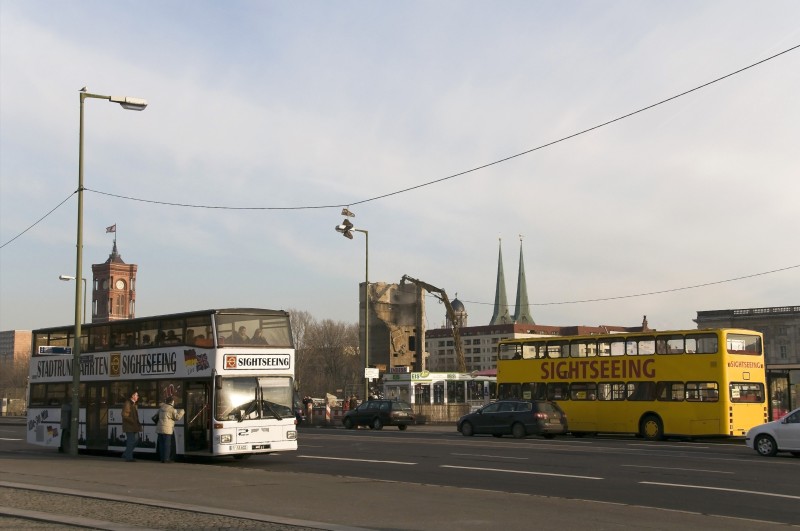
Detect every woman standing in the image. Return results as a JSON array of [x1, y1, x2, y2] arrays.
[[156, 396, 185, 463]]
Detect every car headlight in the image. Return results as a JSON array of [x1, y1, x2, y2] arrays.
[[220, 434, 233, 444]]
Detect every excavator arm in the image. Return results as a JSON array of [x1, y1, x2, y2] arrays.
[[401, 274, 466, 372]]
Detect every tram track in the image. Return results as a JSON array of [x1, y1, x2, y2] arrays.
[[0, 485, 339, 530]]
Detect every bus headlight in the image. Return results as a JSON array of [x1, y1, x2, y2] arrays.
[[220, 434, 233, 444]]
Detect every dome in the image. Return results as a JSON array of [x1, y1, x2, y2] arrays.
[[451, 298, 466, 313]]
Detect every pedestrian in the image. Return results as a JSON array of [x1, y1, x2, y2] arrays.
[[156, 396, 185, 463], [349, 395, 358, 411], [121, 390, 141, 462]]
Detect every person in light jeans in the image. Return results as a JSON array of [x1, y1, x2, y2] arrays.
[[155, 396, 185, 463], [121, 390, 141, 462]]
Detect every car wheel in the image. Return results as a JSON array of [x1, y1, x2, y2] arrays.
[[398, 424, 407, 431], [460, 421, 474, 437], [640, 414, 664, 441], [511, 422, 527, 439], [343, 417, 354, 429], [755, 434, 778, 457], [372, 417, 383, 430]]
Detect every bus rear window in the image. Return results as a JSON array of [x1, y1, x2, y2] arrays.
[[730, 383, 765, 403], [726, 334, 762, 355]]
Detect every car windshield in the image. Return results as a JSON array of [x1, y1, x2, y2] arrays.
[[394, 401, 413, 411]]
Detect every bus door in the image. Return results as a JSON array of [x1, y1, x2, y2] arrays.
[[185, 382, 210, 452], [85, 383, 109, 450]]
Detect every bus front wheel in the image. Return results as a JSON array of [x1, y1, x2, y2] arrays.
[[640, 415, 664, 441]]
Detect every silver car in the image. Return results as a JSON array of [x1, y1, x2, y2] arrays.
[[745, 407, 800, 457]]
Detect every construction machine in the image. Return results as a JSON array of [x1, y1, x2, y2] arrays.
[[400, 274, 466, 372]]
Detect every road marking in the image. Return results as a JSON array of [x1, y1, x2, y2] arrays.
[[452, 453, 528, 460], [0, 438, 22, 441], [441, 465, 602, 480], [298, 455, 416, 465], [622, 464, 734, 474], [641, 481, 800, 500], [627, 443, 710, 449]]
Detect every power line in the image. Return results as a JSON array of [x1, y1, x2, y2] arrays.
[[0, 192, 74, 249], [81, 42, 798, 211], [3, 44, 798, 252], [455, 264, 800, 308]]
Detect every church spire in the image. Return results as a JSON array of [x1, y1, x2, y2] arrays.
[[489, 238, 512, 325], [512, 235, 534, 324]]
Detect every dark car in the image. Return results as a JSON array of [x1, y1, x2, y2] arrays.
[[342, 399, 415, 430], [457, 400, 568, 438]]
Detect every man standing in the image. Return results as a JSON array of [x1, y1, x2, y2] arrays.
[[155, 396, 185, 463], [121, 390, 141, 462]]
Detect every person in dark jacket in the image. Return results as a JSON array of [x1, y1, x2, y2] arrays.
[[121, 390, 141, 462], [156, 396, 185, 463]]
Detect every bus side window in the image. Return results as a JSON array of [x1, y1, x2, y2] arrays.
[[547, 382, 569, 400], [626, 381, 656, 401]]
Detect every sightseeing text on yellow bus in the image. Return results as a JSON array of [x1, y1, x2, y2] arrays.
[[540, 359, 655, 380]]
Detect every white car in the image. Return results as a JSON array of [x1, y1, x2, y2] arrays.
[[745, 407, 800, 457]]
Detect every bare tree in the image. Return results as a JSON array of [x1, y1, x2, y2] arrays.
[[287, 309, 315, 394], [301, 319, 360, 398]]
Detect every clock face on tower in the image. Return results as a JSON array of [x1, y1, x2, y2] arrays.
[[116, 279, 125, 290]]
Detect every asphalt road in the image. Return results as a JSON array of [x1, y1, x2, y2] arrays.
[[1, 419, 798, 530]]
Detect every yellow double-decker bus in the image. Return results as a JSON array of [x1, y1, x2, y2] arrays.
[[496, 328, 767, 440]]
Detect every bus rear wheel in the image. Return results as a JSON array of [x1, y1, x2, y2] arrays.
[[640, 415, 664, 441]]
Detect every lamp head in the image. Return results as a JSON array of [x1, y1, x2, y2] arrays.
[[59, 275, 76, 281], [110, 96, 148, 111]]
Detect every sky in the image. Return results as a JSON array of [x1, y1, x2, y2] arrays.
[[1, 1, 799, 335]]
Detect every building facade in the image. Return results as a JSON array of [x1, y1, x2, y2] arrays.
[[0, 330, 32, 415], [695, 306, 800, 416]]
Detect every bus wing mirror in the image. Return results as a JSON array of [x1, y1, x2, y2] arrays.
[[215, 375, 223, 389]]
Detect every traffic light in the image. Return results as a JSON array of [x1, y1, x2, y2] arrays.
[[335, 218, 354, 239]]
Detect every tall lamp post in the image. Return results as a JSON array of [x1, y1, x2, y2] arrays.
[[68, 88, 147, 456], [335, 212, 370, 400], [59, 275, 86, 324]]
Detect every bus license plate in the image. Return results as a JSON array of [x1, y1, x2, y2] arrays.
[[252, 444, 270, 450]]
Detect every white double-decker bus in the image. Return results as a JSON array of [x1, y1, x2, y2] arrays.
[[27, 308, 298, 459]]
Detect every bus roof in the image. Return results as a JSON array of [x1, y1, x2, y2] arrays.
[[33, 308, 289, 333], [497, 327, 762, 343]]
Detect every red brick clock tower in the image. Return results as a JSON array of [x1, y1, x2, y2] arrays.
[[91, 241, 137, 323]]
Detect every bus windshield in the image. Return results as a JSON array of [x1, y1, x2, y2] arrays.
[[215, 376, 294, 422]]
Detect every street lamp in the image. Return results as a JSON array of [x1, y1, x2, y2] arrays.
[[59, 275, 86, 324], [68, 88, 147, 456], [335, 216, 369, 400]]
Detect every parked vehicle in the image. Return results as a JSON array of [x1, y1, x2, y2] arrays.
[[745, 407, 800, 457], [342, 399, 415, 430], [457, 400, 568, 438]]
